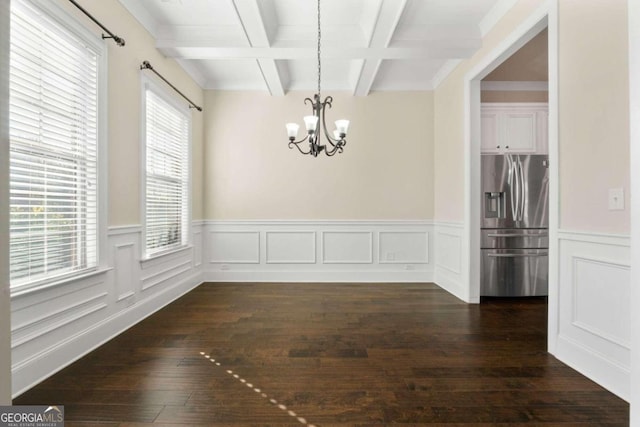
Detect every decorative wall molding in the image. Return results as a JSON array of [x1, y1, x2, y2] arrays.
[[203, 220, 435, 283], [433, 222, 466, 302], [555, 229, 630, 401], [11, 221, 204, 397], [208, 231, 260, 264], [265, 231, 316, 264], [321, 231, 373, 264]]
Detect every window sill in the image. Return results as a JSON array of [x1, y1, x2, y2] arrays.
[[10, 267, 113, 299], [140, 244, 194, 269]]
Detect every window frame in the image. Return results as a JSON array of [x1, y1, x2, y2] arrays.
[[140, 74, 192, 261], [8, 0, 108, 295]]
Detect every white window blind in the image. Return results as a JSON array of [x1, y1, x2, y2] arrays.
[[144, 87, 190, 257], [9, 0, 99, 288]]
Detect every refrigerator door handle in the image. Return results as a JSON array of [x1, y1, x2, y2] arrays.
[[487, 252, 549, 258], [518, 158, 526, 221], [508, 156, 518, 220], [514, 160, 521, 222], [487, 233, 548, 238]]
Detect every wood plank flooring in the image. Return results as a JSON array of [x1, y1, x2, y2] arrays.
[[14, 282, 629, 426]]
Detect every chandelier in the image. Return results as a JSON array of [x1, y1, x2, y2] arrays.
[[286, 0, 350, 157]]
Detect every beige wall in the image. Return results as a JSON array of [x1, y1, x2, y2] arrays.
[[0, 0, 11, 405], [56, 0, 205, 225], [484, 28, 548, 81], [204, 91, 434, 220], [434, 0, 547, 222], [435, 0, 630, 234], [559, 0, 629, 233]]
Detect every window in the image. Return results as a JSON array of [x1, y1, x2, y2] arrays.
[[9, 0, 103, 289], [142, 81, 190, 258]]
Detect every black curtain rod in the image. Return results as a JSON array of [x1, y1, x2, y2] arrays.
[[67, 0, 125, 46], [140, 61, 203, 112]]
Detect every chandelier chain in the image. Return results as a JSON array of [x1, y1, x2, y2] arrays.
[[317, 0, 321, 99]]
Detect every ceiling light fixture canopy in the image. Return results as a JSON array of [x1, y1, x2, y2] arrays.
[[286, 0, 350, 157]]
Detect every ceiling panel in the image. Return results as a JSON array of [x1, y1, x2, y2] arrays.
[[120, 0, 517, 94], [285, 59, 362, 92], [196, 59, 266, 90], [371, 59, 448, 91]]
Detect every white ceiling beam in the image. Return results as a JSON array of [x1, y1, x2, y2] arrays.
[[232, 0, 285, 96], [156, 44, 481, 61], [353, 0, 408, 96]]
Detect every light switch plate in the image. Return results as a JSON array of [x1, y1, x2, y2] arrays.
[[608, 188, 625, 210]]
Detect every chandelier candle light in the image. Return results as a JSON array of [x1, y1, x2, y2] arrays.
[[286, 0, 350, 157]]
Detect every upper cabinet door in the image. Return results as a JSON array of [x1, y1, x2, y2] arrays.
[[503, 111, 537, 153], [480, 103, 548, 154], [481, 110, 500, 153]]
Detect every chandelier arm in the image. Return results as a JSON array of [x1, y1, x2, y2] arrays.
[[289, 139, 312, 155], [320, 96, 340, 147], [324, 143, 344, 157]]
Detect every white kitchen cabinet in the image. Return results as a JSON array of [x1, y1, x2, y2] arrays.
[[481, 103, 548, 154]]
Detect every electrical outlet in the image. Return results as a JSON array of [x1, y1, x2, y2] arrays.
[[608, 188, 624, 210]]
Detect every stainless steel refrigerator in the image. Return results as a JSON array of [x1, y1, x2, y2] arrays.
[[481, 154, 549, 297]]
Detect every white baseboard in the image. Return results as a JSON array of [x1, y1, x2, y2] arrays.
[[205, 270, 433, 283]]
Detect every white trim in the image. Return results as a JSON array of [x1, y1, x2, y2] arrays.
[[481, 81, 548, 91], [204, 219, 435, 227], [463, 1, 552, 307], [570, 256, 630, 350], [546, 0, 560, 357], [431, 59, 462, 89], [558, 229, 630, 246], [0, 0, 11, 403], [9, 268, 111, 299], [629, 0, 640, 421], [108, 225, 142, 236], [321, 231, 374, 265], [206, 270, 433, 284], [556, 229, 630, 400], [203, 220, 434, 284], [264, 231, 317, 264]]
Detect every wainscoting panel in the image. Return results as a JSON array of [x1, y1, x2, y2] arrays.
[[379, 231, 429, 264], [555, 230, 630, 401], [322, 231, 373, 264], [10, 222, 204, 397], [204, 221, 434, 282], [266, 231, 316, 264], [114, 243, 136, 301], [208, 231, 260, 264], [434, 222, 466, 301]]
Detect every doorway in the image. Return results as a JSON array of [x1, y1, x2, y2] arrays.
[[462, 2, 558, 351]]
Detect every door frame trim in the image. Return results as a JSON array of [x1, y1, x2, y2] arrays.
[[462, 0, 558, 352]]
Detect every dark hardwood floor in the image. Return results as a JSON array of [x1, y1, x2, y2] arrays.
[[14, 282, 629, 426]]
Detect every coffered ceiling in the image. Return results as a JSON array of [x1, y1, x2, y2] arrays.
[[119, 0, 519, 95]]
